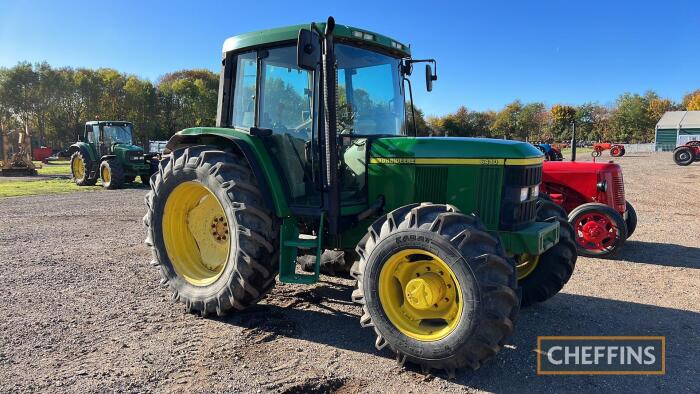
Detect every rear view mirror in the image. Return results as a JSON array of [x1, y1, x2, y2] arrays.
[[297, 29, 320, 71], [426, 64, 437, 92]]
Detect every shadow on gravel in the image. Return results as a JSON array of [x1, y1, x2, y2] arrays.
[[220, 282, 700, 392], [615, 241, 700, 268]]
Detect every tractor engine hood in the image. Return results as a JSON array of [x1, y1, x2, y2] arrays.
[[369, 137, 543, 164], [543, 160, 621, 175], [112, 144, 144, 154]]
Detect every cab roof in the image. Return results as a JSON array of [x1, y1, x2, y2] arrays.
[[222, 23, 411, 58]]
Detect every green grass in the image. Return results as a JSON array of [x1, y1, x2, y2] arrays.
[[34, 161, 72, 176], [0, 178, 102, 198]]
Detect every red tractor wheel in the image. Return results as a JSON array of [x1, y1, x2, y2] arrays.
[[610, 147, 621, 157], [568, 203, 627, 258]]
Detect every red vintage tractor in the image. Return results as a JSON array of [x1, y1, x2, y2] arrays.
[[541, 160, 636, 257], [592, 142, 625, 158], [673, 141, 700, 166]]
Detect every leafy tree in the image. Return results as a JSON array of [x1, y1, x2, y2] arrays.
[[684, 89, 700, 110]]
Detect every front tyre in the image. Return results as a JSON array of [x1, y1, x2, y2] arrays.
[[351, 203, 518, 373], [100, 159, 125, 190], [673, 147, 694, 166], [518, 198, 577, 307], [569, 203, 627, 258], [144, 146, 278, 316], [70, 151, 96, 186]]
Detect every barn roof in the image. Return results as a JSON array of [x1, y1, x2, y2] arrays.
[[656, 111, 700, 129]]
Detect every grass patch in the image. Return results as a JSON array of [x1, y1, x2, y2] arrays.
[[0, 178, 102, 198], [34, 161, 72, 176]]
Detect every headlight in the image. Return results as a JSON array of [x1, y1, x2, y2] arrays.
[[597, 180, 607, 192], [519, 185, 540, 202], [519, 187, 529, 202]]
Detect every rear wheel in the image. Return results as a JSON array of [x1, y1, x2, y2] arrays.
[[100, 159, 125, 190], [517, 198, 577, 307], [144, 146, 278, 316], [351, 203, 518, 373], [70, 151, 96, 186], [569, 203, 627, 258], [673, 147, 694, 166], [610, 147, 621, 157], [624, 201, 637, 239]]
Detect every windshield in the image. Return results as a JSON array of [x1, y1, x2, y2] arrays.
[[335, 44, 405, 136], [102, 124, 133, 145]]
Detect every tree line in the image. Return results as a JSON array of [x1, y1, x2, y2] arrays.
[[415, 89, 700, 143], [1, 61, 699, 150], [0, 62, 218, 149]]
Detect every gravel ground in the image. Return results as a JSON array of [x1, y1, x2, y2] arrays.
[[0, 152, 698, 393]]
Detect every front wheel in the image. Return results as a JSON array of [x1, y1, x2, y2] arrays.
[[351, 203, 518, 373], [673, 147, 694, 166], [569, 203, 627, 258], [591, 150, 602, 158], [517, 198, 577, 307], [100, 159, 125, 190], [70, 151, 96, 186], [144, 146, 279, 316]]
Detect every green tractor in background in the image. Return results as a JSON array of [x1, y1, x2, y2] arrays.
[[144, 18, 577, 374], [69, 121, 158, 189]]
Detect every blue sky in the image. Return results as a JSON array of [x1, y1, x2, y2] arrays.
[[1, 0, 698, 116]]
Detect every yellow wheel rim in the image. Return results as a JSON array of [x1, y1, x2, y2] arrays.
[[162, 181, 231, 286], [72, 157, 84, 180], [101, 166, 111, 184], [516, 254, 540, 280], [378, 249, 462, 341]]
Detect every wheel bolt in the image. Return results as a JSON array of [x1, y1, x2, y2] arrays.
[[433, 304, 438, 308], [211, 224, 216, 228], [217, 236, 222, 241], [426, 267, 431, 271], [219, 217, 224, 221], [444, 298, 449, 302], [416, 273, 420, 277]]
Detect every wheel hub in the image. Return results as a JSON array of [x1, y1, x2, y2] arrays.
[[210, 216, 229, 242], [581, 220, 607, 243], [378, 249, 462, 341], [405, 273, 446, 310]]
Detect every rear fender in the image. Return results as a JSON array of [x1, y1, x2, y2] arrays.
[[166, 132, 289, 217]]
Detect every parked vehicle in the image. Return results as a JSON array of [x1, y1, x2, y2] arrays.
[[143, 17, 577, 373], [68, 121, 158, 189], [673, 141, 700, 166], [592, 142, 625, 157], [534, 143, 563, 161], [542, 161, 636, 258]]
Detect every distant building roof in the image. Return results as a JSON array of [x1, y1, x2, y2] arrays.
[[656, 111, 700, 129]]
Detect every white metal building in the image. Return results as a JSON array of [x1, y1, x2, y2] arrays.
[[655, 111, 700, 151]]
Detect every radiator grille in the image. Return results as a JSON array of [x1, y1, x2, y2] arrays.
[[612, 173, 625, 207], [476, 167, 502, 226], [415, 167, 448, 204]]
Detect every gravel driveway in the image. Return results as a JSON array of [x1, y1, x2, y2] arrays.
[[0, 152, 698, 393]]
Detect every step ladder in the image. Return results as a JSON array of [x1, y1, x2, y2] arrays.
[[278, 213, 324, 284]]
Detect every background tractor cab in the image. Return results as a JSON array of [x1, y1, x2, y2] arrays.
[[146, 17, 577, 373], [68, 121, 158, 189]]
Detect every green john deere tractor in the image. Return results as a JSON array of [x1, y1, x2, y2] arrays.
[[69, 121, 158, 189], [144, 17, 577, 373]]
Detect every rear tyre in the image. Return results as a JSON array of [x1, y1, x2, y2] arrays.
[[144, 146, 279, 316], [100, 159, 125, 190], [352, 203, 518, 373], [70, 150, 96, 186], [518, 198, 577, 307], [610, 146, 622, 157], [624, 201, 637, 239], [569, 203, 627, 258], [673, 147, 694, 166]]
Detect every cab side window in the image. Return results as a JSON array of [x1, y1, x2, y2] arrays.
[[231, 52, 257, 129]]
